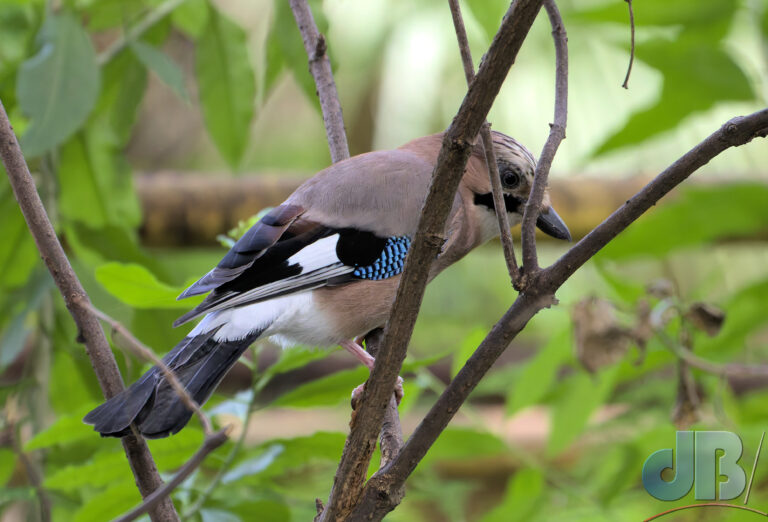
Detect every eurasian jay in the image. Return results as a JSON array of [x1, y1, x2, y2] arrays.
[[84, 131, 570, 438]]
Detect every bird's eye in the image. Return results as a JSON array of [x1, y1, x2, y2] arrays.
[[501, 169, 521, 188]]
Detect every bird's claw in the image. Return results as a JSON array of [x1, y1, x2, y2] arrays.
[[350, 376, 404, 410]]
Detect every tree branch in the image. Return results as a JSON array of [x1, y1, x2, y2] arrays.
[[521, 0, 568, 272], [0, 99, 179, 521], [319, 1, 546, 519], [448, 0, 520, 286], [289, 0, 350, 163], [114, 429, 229, 522]]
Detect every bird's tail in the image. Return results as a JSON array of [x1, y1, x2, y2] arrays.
[[83, 328, 261, 439]]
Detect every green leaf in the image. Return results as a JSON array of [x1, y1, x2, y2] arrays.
[[172, 0, 209, 37], [73, 482, 142, 522], [0, 449, 16, 486], [201, 509, 241, 522], [95, 262, 199, 309], [507, 328, 571, 415], [595, 45, 753, 155], [0, 269, 52, 370], [64, 222, 165, 277], [577, 0, 753, 154], [481, 468, 543, 522], [698, 278, 768, 357], [465, 0, 508, 42], [0, 488, 35, 507], [247, 432, 345, 479], [548, 366, 618, 456], [227, 500, 290, 522], [222, 444, 283, 484], [25, 406, 99, 451], [272, 367, 369, 408], [451, 326, 486, 379], [196, 7, 255, 167], [147, 426, 206, 470], [596, 184, 768, 261], [95, 45, 148, 146], [58, 131, 141, 228], [424, 428, 506, 464], [44, 451, 132, 492], [265, 0, 327, 105], [131, 40, 188, 102], [265, 345, 333, 378], [16, 12, 100, 156], [0, 183, 39, 291]]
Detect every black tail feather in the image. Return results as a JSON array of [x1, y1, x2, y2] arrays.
[[83, 329, 261, 438]]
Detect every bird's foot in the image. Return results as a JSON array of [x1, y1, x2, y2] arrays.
[[351, 376, 404, 410]]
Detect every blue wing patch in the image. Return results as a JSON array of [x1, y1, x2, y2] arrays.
[[352, 236, 411, 281]]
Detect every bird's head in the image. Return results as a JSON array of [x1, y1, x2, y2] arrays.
[[466, 130, 571, 241]]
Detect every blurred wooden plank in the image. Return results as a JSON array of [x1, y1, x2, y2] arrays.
[[137, 172, 651, 246]]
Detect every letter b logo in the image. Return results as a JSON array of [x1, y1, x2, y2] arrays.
[[642, 431, 746, 501]]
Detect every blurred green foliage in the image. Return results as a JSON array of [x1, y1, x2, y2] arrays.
[[0, 0, 766, 521]]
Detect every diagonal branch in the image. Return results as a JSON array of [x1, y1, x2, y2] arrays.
[[290, 0, 350, 163], [0, 100, 179, 521], [448, 0, 521, 286], [521, 0, 568, 273], [544, 109, 768, 289], [319, 1, 546, 519]]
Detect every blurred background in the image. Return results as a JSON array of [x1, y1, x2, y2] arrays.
[[1, 0, 767, 520]]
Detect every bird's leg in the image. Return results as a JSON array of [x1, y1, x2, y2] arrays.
[[339, 339, 404, 407]]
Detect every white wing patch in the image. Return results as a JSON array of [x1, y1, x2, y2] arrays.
[[286, 234, 341, 272]]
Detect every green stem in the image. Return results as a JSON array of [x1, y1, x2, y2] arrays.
[[97, 0, 190, 66], [182, 358, 273, 519]]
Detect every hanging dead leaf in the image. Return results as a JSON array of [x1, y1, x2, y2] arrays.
[[685, 302, 725, 337], [572, 297, 632, 373]]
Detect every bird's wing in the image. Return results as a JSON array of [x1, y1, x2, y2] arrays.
[[177, 204, 307, 299], [173, 150, 437, 327], [174, 223, 412, 326]]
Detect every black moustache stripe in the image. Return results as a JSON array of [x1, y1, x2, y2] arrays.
[[473, 192, 523, 213]]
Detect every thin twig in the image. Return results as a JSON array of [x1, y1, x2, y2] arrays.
[[289, 0, 350, 163], [85, 303, 215, 437], [622, 0, 635, 89], [182, 359, 270, 519], [114, 429, 230, 522], [658, 332, 768, 379], [11, 424, 51, 522], [320, 2, 547, 520], [448, 0, 520, 286], [520, 0, 568, 273], [0, 98, 178, 521], [97, 0, 189, 66]]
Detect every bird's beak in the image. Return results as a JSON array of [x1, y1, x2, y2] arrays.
[[536, 206, 571, 241]]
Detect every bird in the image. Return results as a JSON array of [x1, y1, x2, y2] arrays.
[[83, 131, 571, 439]]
